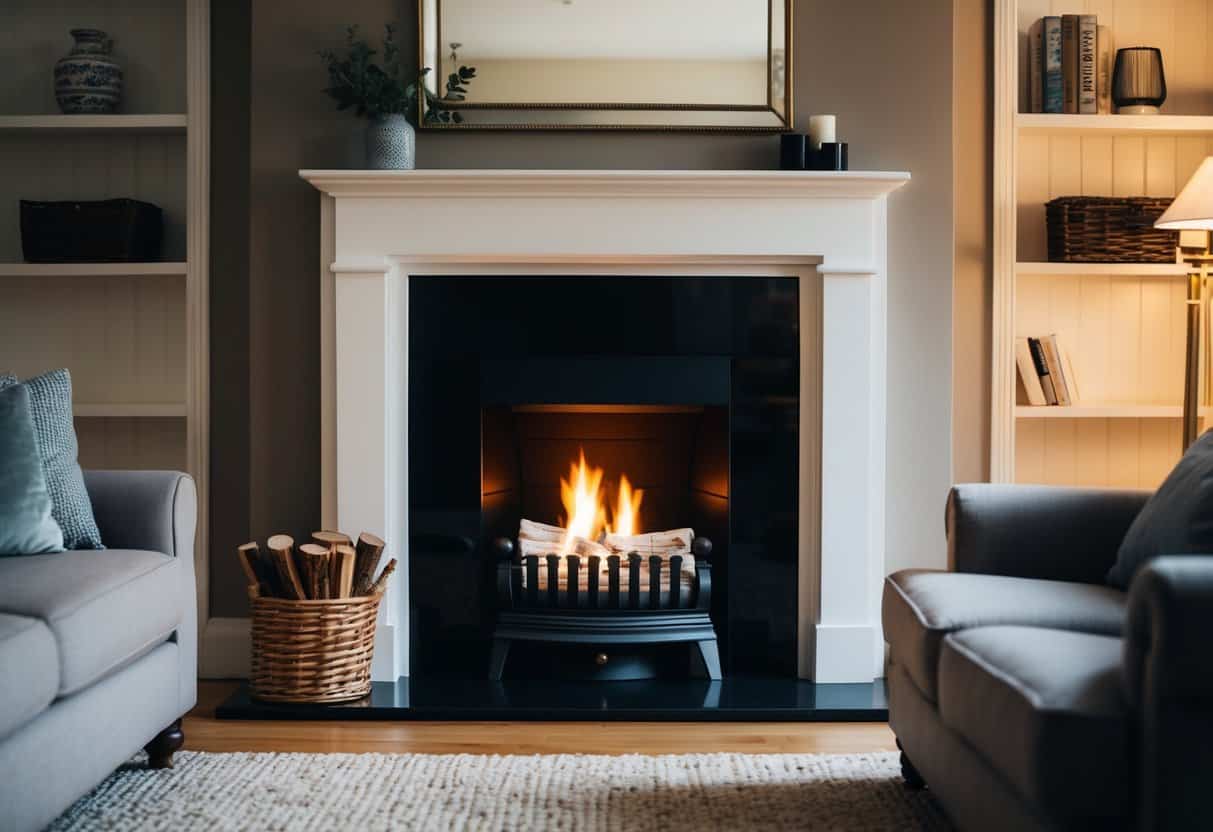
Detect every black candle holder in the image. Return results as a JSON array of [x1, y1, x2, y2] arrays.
[[780, 133, 808, 170], [809, 142, 849, 171]]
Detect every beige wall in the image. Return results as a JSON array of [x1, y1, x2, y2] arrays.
[[952, 0, 993, 486], [209, 0, 958, 617]]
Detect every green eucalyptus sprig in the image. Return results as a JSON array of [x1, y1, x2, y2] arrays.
[[319, 24, 475, 125]]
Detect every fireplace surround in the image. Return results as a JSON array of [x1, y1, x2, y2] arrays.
[[297, 169, 909, 694]]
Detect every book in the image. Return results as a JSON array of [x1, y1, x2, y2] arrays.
[[1078, 15, 1098, 113], [1059, 341, 1081, 404], [1041, 334, 1072, 406], [1061, 15, 1079, 114], [1096, 25, 1113, 114], [1043, 17, 1063, 114], [1028, 19, 1044, 114], [1028, 337, 1058, 405], [1016, 337, 1048, 405]]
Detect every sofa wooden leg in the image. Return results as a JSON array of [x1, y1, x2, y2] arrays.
[[897, 738, 926, 789], [144, 719, 184, 769]]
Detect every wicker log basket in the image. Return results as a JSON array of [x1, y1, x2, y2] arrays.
[[237, 530, 395, 704], [249, 589, 381, 704], [1046, 196, 1178, 263]]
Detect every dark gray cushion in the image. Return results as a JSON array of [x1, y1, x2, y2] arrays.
[[0, 371, 102, 550], [0, 384, 63, 555], [1108, 429, 1213, 589], [0, 549, 181, 695], [939, 626, 1131, 822], [0, 613, 58, 741], [883, 570, 1126, 701]]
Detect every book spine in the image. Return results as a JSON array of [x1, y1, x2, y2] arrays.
[[1043, 17, 1064, 114], [1028, 337, 1058, 405], [1016, 337, 1048, 406], [1029, 19, 1044, 114], [1097, 25, 1113, 114], [1078, 15, 1098, 113], [1041, 335, 1071, 406], [1061, 15, 1079, 114]]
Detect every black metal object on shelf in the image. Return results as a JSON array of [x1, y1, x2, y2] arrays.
[[20, 198, 163, 262]]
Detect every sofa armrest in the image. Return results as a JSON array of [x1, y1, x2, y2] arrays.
[[1123, 557, 1213, 831], [83, 470, 197, 715], [946, 484, 1149, 582]]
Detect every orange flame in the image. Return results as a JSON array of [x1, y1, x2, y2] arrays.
[[558, 449, 644, 552]]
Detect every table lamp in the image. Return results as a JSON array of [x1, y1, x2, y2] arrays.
[[1156, 157, 1213, 448]]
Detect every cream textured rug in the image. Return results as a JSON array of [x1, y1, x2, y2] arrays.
[[51, 750, 951, 831]]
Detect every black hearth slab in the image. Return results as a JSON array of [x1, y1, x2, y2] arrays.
[[215, 678, 888, 722]]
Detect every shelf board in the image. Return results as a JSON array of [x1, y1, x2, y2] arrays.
[[74, 403, 187, 418], [0, 262, 187, 278], [1016, 404, 1212, 419], [1017, 113, 1213, 135], [1016, 262, 1186, 277], [0, 114, 186, 133]]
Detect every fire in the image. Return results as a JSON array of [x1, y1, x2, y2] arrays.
[[558, 449, 643, 553]]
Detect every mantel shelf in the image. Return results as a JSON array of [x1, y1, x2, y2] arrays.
[[0, 114, 186, 133], [1016, 405, 1211, 419], [300, 169, 912, 200], [1017, 113, 1213, 135]]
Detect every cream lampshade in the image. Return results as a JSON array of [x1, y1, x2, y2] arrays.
[[1157, 157, 1213, 230], [1156, 157, 1213, 448]]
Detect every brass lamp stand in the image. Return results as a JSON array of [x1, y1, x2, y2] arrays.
[[1177, 233, 1208, 450]]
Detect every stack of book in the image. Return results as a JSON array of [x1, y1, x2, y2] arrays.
[[1026, 15, 1113, 114], [1016, 335, 1080, 406]]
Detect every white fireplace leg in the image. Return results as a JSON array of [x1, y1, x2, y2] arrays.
[[334, 263, 409, 681], [815, 267, 886, 683]]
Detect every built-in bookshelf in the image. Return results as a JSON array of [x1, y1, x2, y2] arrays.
[[995, 0, 1213, 489], [0, 3, 208, 546]]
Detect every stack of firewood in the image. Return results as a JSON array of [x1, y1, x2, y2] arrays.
[[236, 530, 396, 601]]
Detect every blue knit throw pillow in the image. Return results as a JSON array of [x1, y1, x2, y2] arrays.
[[0, 383, 64, 555], [0, 370, 103, 549]]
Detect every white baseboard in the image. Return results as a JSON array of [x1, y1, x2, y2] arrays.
[[200, 616, 250, 679]]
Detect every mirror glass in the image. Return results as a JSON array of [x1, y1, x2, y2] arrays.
[[419, 0, 791, 130]]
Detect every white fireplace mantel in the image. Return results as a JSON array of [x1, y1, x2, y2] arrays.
[[302, 168, 909, 683]]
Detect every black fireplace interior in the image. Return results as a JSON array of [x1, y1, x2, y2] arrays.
[[409, 276, 800, 680]]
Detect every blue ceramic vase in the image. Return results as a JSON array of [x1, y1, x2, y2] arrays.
[[366, 114, 415, 170], [54, 29, 124, 114]]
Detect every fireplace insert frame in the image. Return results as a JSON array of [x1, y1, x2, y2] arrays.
[[489, 536, 721, 680]]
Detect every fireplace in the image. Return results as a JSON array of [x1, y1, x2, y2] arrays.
[[291, 169, 908, 699], [408, 275, 798, 681]]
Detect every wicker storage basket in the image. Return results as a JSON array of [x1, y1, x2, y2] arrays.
[[1046, 196, 1177, 263], [249, 589, 382, 704]]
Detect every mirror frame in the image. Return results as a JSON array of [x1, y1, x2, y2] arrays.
[[416, 0, 793, 132]]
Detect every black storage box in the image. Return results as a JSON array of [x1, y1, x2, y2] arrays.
[[20, 198, 164, 263]]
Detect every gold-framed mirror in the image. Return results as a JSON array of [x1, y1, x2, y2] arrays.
[[417, 0, 792, 131]]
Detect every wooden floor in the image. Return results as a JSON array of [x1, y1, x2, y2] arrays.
[[187, 682, 897, 756]]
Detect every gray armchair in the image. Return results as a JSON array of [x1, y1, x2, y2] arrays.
[[885, 483, 1213, 831], [0, 470, 197, 832]]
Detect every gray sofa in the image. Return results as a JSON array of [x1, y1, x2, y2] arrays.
[[0, 470, 197, 832], [884, 483, 1213, 831]]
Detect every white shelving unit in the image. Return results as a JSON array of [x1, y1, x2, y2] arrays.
[[994, 0, 1213, 489], [0, 2, 208, 575]]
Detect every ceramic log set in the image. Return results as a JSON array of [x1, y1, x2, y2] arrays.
[[54, 29, 124, 114]]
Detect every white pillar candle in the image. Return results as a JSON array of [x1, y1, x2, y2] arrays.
[[808, 114, 836, 149]]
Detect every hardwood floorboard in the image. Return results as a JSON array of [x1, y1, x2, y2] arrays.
[[186, 682, 897, 756]]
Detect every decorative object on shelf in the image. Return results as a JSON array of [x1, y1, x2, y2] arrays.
[[807, 114, 836, 150], [779, 133, 807, 170], [244, 530, 393, 703], [319, 24, 476, 169], [1155, 157, 1213, 449], [54, 29, 123, 114], [20, 198, 163, 263], [1045, 196, 1176, 263], [816, 142, 849, 171], [1112, 47, 1166, 114]]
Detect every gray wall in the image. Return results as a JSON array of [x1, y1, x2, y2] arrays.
[[209, 0, 955, 617]]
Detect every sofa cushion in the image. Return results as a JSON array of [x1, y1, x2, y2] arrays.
[[0, 613, 59, 741], [883, 570, 1125, 701], [938, 626, 1130, 822], [1108, 429, 1213, 589], [0, 549, 181, 695], [0, 383, 63, 555]]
